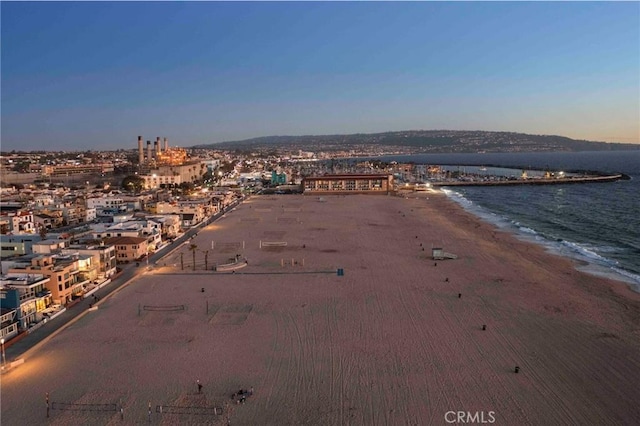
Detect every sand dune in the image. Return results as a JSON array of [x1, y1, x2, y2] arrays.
[[2, 193, 639, 425]]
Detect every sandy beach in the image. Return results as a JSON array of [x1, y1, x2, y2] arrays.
[[2, 192, 639, 425]]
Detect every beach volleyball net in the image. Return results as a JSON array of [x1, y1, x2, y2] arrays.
[[50, 402, 119, 412], [259, 241, 287, 248], [141, 305, 186, 312], [156, 405, 223, 416]]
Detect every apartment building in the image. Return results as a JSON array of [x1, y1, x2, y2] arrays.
[[0, 234, 42, 259], [91, 219, 162, 252], [62, 244, 117, 280], [0, 210, 36, 234], [154, 202, 206, 228], [8, 254, 90, 305]]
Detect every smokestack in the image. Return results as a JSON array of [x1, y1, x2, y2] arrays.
[[138, 136, 144, 164], [147, 141, 152, 162], [164, 137, 168, 151], [155, 137, 161, 155]]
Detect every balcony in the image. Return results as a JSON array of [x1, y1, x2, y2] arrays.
[[36, 287, 51, 295], [71, 279, 89, 294], [18, 293, 35, 302]]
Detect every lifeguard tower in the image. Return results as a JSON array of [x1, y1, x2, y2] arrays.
[[432, 247, 458, 260]]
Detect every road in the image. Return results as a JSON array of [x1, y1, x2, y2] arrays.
[[2, 196, 244, 365]]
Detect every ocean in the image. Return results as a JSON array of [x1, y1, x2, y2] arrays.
[[373, 150, 640, 293]]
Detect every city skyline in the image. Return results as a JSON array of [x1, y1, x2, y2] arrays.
[[1, 1, 639, 151]]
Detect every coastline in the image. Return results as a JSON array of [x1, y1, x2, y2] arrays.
[[439, 186, 640, 294], [430, 190, 640, 303], [2, 192, 639, 425]]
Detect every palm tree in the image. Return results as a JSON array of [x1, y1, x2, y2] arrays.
[[189, 243, 198, 271]]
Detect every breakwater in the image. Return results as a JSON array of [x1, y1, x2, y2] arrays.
[[431, 173, 625, 187]]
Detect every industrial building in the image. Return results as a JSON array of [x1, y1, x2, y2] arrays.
[[137, 136, 187, 166], [135, 136, 206, 189]]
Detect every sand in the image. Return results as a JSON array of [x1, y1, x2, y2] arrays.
[[1, 192, 639, 425]]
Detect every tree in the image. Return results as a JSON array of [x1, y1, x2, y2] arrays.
[[121, 175, 145, 193], [39, 224, 48, 240], [14, 160, 31, 173], [189, 243, 198, 271]]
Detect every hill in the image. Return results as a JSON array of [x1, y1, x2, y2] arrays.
[[192, 130, 638, 153]]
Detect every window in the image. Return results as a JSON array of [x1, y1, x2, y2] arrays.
[[358, 180, 370, 190], [58, 276, 62, 282], [58, 284, 62, 292]]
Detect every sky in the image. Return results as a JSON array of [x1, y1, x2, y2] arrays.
[[1, 1, 639, 151]]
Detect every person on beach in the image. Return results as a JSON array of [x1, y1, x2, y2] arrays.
[[197, 380, 202, 393]]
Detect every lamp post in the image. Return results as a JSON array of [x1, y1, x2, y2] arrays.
[[1, 338, 6, 368]]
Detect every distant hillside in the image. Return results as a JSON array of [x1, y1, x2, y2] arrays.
[[192, 130, 638, 153]]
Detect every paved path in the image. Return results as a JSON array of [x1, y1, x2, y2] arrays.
[[3, 197, 243, 365]]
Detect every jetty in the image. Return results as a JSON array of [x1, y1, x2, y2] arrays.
[[430, 173, 626, 187]]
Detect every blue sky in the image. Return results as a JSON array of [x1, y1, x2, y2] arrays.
[[2, 1, 639, 151]]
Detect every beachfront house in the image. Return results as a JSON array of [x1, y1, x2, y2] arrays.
[[7, 254, 89, 305], [105, 236, 148, 264], [0, 273, 52, 332]]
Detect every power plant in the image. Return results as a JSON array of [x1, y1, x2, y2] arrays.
[[137, 135, 186, 167], [135, 135, 203, 189]]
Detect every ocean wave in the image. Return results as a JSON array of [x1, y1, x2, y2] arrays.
[[441, 188, 639, 292], [442, 189, 512, 229], [611, 267, 640, 290], [557, 240, 619, 267], [518, 226, 538, 235], [576, 264, 640, 291], [441, 188, 474, 207]]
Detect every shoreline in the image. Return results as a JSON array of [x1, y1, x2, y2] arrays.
[[428, 190, 640, 304], [2, 192, 639, 425], [438, 187, 640, 294]]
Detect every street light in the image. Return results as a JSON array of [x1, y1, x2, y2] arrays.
[[1, 338, 6, 368]]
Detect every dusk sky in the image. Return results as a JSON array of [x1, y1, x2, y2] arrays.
[[2, 1, 639, 151]]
